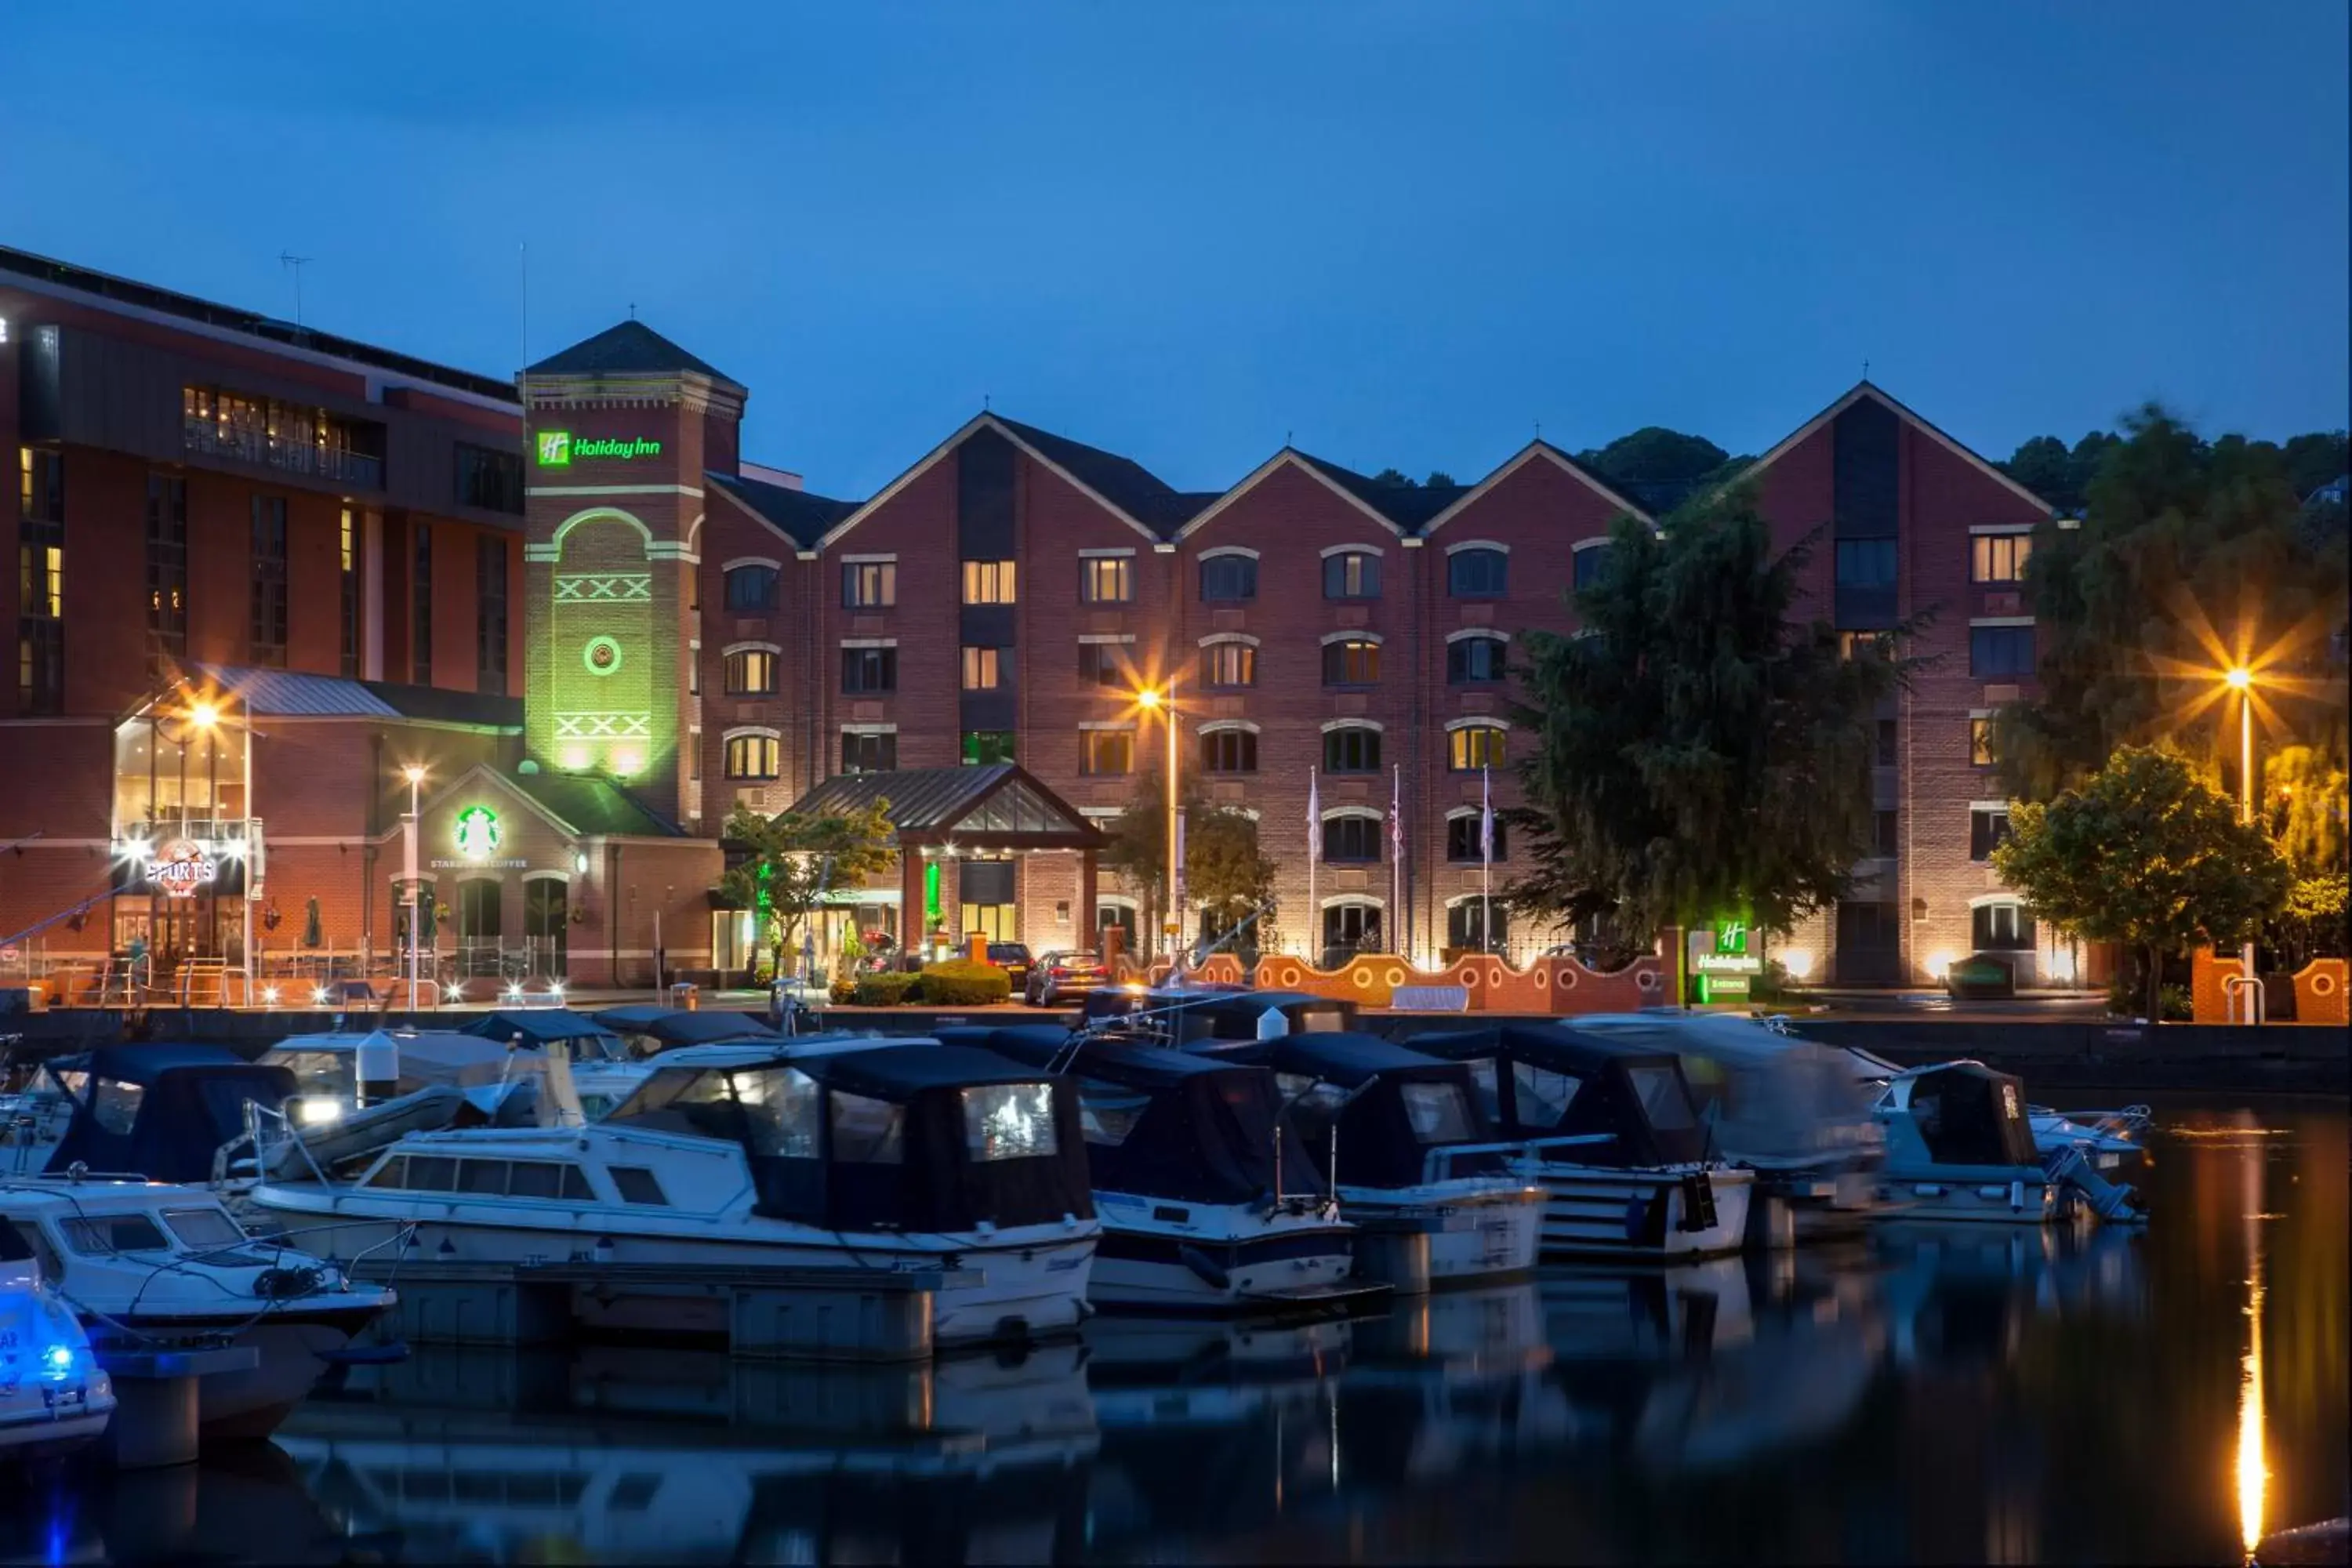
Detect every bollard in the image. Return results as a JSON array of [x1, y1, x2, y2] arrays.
[[94, 1345, 259, 1469]]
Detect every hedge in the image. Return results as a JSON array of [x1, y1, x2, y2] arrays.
[[851, 972, 923, 1007], [919, 960, 1013, 1006]]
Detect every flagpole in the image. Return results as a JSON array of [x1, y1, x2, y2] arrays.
[[1389, 763, 1403, 958], [1306, 764, 1319, 963], [1481, 764, 1493, 955]]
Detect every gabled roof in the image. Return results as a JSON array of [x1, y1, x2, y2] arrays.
[[187, 665, 521, 728], [524, 321, 742, 390], [406, 763, 684, 842], [1417, 441, 1653, 536], [815, 413, 1176, 549], [1735, 381, 2056, 517], [708, 470, 862, 550], [1293, 452, 1470, 530], [786, 764, 1105, 848], [1174, 448, 1425, 541]]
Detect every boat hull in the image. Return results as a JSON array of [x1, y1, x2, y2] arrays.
[[1089, 1216, 1362, 1312], [1516, 1163, 1755, 1260], [1875, 1167, 2060, 1225], [1340, 1182, 1546, 1286], [83, 1301, 390, 1439]]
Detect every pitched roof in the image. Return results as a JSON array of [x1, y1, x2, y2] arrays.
[[524, 321, 740, 388], [509, 770, 684, 838], [785, 764, 1103, 847], [1735, 381, 2056, 517], [188, 665, 521, 728], [991, 416, 1194, 535], [707, 470, 862, 550], [1292, 452, 1472, 530]]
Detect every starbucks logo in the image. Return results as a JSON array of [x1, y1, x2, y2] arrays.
[[455, 805, 503, 861]]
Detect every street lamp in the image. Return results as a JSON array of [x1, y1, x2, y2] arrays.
[[1134, 684, 1182, 971], [2224, 667, 2260, 1021], [402, 764, 427, 1016]]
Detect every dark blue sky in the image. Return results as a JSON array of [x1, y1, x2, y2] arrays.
[[7, 2, 2345, 497]]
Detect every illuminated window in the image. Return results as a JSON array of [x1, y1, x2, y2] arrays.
[[1323, 726, 1380, 774], [960, 730, 1015, 766], [1449, 724, 1506, 771], [1970, 717, 1996, 767], [1080, 730, 1134, 775], [1200, 728, 1258, 773], [339, 507, 359, 679], [725, 649, 778, 695], [144, 474, 187, 680], [1201, 641, 1256, 688], [1080, 557, 1132, 604], [962, 560, 1017, 605], [961, 645, 1003, 691], [724, 734, 779, 779], [1200, 554, 1256, 601], [841, 560, 895, 608], [1448, 633, 1507, 684], [1839, 630, 1892, 662], [1322, 638, 1380, 687], [1447, 547, 1507, 597], [1973, 533, 2033, 584], [1973, 900, 2034, 950], [1323, 551, 1381, 600]]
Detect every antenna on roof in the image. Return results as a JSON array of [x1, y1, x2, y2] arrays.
[[984, 392, 991, 411], [1863, 358, 1871, 381], [628, 303, 637, 321], [278, 252, 312, 328]]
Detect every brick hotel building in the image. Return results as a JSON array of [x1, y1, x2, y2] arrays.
[[0, 243, 2071, 993]]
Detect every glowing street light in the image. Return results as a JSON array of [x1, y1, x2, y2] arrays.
[[1133, 683, 1182, 969], [401, 764, 427, 1018]]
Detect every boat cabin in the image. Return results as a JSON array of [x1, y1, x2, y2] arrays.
[[590, 1007, 779, 1055], [460, 1009, 638, 1060], [24, 1047, 295, 1182], [602, 1043, 1094, 1232], [1403, 1022, 1711, 1168], [1572, 1013, 1881, 1168], [1880, 1062, 2039, 1171], [1191, 1032, 1502, 1189], [0, 1178, 272, 1287], [1081, 988, 1360, 1045]]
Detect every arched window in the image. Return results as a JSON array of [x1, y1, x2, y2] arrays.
[[1201, 639, 1257, 688], [1200, 554, 1258, 602], [1447, 546, 1508, 597], [1446, 898, 1509, 952], [1447, 632, 1508, 684], [724, 564, 779, 612], [724, 648, 778, 695], [725, 734, 780, 779], [1323, 725, 1381, 774], [1320, 814, 1382, 864], [1449, 722, 1507, 771], [1320, 901, 1383, 964], [1446, 811, 1505, 862], [1321, 637, 1380, 687], [1200, 727, 1258, 774], [1573, 541, 1613, 590], [1322, 550, 1381, 601]]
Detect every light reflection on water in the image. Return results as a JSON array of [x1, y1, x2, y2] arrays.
[[1, 1097, 2341, 1565]]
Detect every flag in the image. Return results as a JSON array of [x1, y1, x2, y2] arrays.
[[1307, 765, 1319, 836], [1480, 765, 1494, 862], [1390, 764, 1404, 860]]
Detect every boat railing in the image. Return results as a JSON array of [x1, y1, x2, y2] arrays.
[[216, 1098, 330, 1190], [1421, 1133, 1616, 1185]]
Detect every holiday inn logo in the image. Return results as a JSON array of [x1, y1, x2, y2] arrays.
[[534, 430, 663, 466]]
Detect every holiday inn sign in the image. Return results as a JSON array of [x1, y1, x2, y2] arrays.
[[535, 431, 664, 466]]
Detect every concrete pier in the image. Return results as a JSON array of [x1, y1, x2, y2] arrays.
[[95, 1345, 260, 1469]]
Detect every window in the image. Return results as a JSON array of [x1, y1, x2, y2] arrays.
[[250, 496, 289, 667], [840, 645, 896, 694], [841, 730, 897, 773], [961, 645, 1003, 691], [145, 475, 188, 678], [182, 385, 379, 486], [726, 649, 778, 695], [1076, 1084, 1152, 1145], [18, 621, 61, 714], [1200, 554, 1257, 601], [724, 564, 779, 612], [1573, 544, 1611, 590], [1876, 718, 1898, 768], [1321, 815, 1382, 863], [160, 1207, 245, 1249], [1875, 809, 1900, 858], [1447, 898, 1509, 951], [725, 734, 780, 779], [455, 442, 524, 514], [1625, 1066, 1696, 1130], [412, 522, 433, 685], [609, 1166, 670, 1205], [1973, 900, 2034, 951], [1323, 725, 1381, 774], [18, 449, 63, 714], [1970, 807, 2011, 862], [1399, 1082, 1474, 1143], [1835, 538, 1898, 589], [1322, 638, 1380, 687], [405, 1156, 456, 1192], [504, 1161, 588, 1200], [1970, 717, 1996, 767], [961, 559, 1016, 604], [1321, 901, 1382, 959], [20, 447, 62, 526], [1973, 533, 2033, 584], [964, 902, 1016, 942], [1839, 630, 1892, 662], [477, 535, 509, 696], [962, 1083, 1058, 1161], [841, 560, 896, 608], [1446, 813, 1504, 862], [1448, 633, 1508, 684], [1080, 729, 1134, 775], [92, 1078, 145, 1135], [1970, 625, 2034, 677], [961, 730, 1015, 766], [1080, 557, 1132, 604], [1448, 547, 1507, 597], [1510, 1060, 1579, 1127], [1449, 723, 1506, 771], [339, 507, 360, 679], [458, 1160, 510, 1195], [60, 1214, 172, 1255], [1323, 551, 1381, 600], [1201, 641, 1256, 688], [829, 1091, 906, 1163], [1200, 728, 1258, 773], [1078, 641, 1131, 687]]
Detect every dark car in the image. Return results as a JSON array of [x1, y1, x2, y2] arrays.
[[983, 942, 1035, 993], [1025, 951, 1109, 1007]]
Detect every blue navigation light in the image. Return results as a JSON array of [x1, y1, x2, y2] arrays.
[[40, 1343, 74, 1379]]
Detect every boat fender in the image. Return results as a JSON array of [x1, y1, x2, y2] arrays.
[[253, 1265, 327, 1300], [1178, 1245, 1232, 1291]]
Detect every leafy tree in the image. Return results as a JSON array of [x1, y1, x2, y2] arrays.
[[1507, 484, 1913, 996], [2263, 744, 2351, 967], [2281, 430, 2350, 499], [1992, 746, 2290, 1025], [1099, 769, 1279, 962], [716, 799, 898, 981], [1369, 467, 1416, 488], [1576, 427, 1730, 488], [1425, 470, 1457, 488]]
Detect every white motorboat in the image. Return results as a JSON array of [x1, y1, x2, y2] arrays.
[[942, 1025, 1377, 1314], [2, 1176, 394, 1438], [1190, 1033, 1545, 1287], [1404, 1023, 1757, 1260], [0, 1251, 114, 1462], [263, 1021, 652, 1124], [1862, 1059, 2147, 1224], [1841, 1046, 2152, 1171], [245, 1040, 1101, 1347]]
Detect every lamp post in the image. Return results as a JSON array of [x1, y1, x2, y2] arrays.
[[1135, 684, 1182, 971], [402, 764, 426, 1015], [2226, 667, 2260, 1019]]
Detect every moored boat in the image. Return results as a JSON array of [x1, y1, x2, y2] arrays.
[[0, 1250, 113, 1462]]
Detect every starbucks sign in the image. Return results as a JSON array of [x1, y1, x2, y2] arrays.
[[455, 804, 503, 861]]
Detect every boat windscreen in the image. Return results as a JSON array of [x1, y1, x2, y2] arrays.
[[963, 1083, 1059, 1162], [1624, 1065, 1697, 1131], [260, 1050, 354, 1099], [1399, 1081, 1476, 1144], [607, 1064, 820, 1156]]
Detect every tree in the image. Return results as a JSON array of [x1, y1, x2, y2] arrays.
[[1507, 484, 1913, 991], [1098, 769, 1279, 962], [2263, 744, 2351, 967], [715, 799, 898, 980], [1991, 746, 2289, 1025], [1576, 427, 1730, 488]]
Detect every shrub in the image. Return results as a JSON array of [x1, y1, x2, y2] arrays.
[[920, 959, 1013, 1006], [2106, 976, 2194, 1021], [851, 972, 922, 1007], [829, 979, 858, 1006]]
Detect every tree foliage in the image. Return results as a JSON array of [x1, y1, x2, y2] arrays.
[[1991, 746, 2290, 1022], [1098, 768, 1280, 958], [715, 800, 898, 975], [1368, 467, 1459, 489], [1506, 485, 1912, 946]]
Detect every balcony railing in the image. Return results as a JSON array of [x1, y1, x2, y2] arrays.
[[183, 416, 383, 491]]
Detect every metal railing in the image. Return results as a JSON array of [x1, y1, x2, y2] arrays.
[[1421, 1132, 1618, 1185], [183, 416, 383, 490]]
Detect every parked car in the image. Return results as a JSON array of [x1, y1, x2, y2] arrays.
[[1025, 951, 1109, 1007], [983, 942, 1035, 993]]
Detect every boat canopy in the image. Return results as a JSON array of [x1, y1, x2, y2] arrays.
[[1571, 1013, 1879, 1167], [1403, 1022, 1711, 1167], [941, 1025, 1327, 1204], [1895, 1062, 2038, 1168], [1192, 1031, 1501, 1189], [1078, 987, 1357, 1044], [605, 1044, 1093, 1232], [589, 1007, 779, 1049], [460, 1010, 633, 1058], [37, 1046, 296, 1182]]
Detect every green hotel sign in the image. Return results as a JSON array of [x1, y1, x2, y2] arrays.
[[535, 431, 663, 466]]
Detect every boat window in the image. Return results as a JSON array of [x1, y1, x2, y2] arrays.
[[40, 1068, 88, 1100], [1075, 1082, 1152, 1146], [1399, 1081, 1475, 1144], [1273, 1073, 1320, 1103], [561, 1165, 596, 1200], [1624, 1065, 1697, 1131], [728, 1068, 821, 1158], [1456, 1056, 1501, 1117], [1296, 1010, 1348, 1034], [828, 1091, 906, 1164], [60, 1213, 173, 1255], [93, 1077, 145, 1134], [13, 1223, 63, 1279], [405, 1156, 458, 1192], [506, 1162, 561, 1199], [365, 1156, 408, 1189], [0, 1223, 31, 1262], [459, 1160, 510, 1196], [962, 1083, 1059, 1162], [263, 1050, 352, 1099], [610, 1165, 670, 1205], [1510, 1062, 1581, 1128], [161, 1208, 246, 1249], [610, 1473, 663, 1512]]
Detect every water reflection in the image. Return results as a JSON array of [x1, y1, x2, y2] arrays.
[[1, 1099, 2342, 1566]]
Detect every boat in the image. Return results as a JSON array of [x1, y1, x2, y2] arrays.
[[262, 1022, 649, 1126], [590, 1005, 781, 1054], [245, 1039, 1101, 1346], [1570, 1011, 1883, 1240], [1867, 1059, 2148, 1224], [456, 1009, 664, 1118], [1185, 1031, 1545, 1287], [0, 1247, 113, 1462], [1080, 986, 1359, 1046], [2, 1045, 298, 1183], [1840, 1044, 2152, 1171], [1402, 1022, 1756, 1259], [941, 1025, 1380, 1314], [2, 1175, 393, 1439]]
